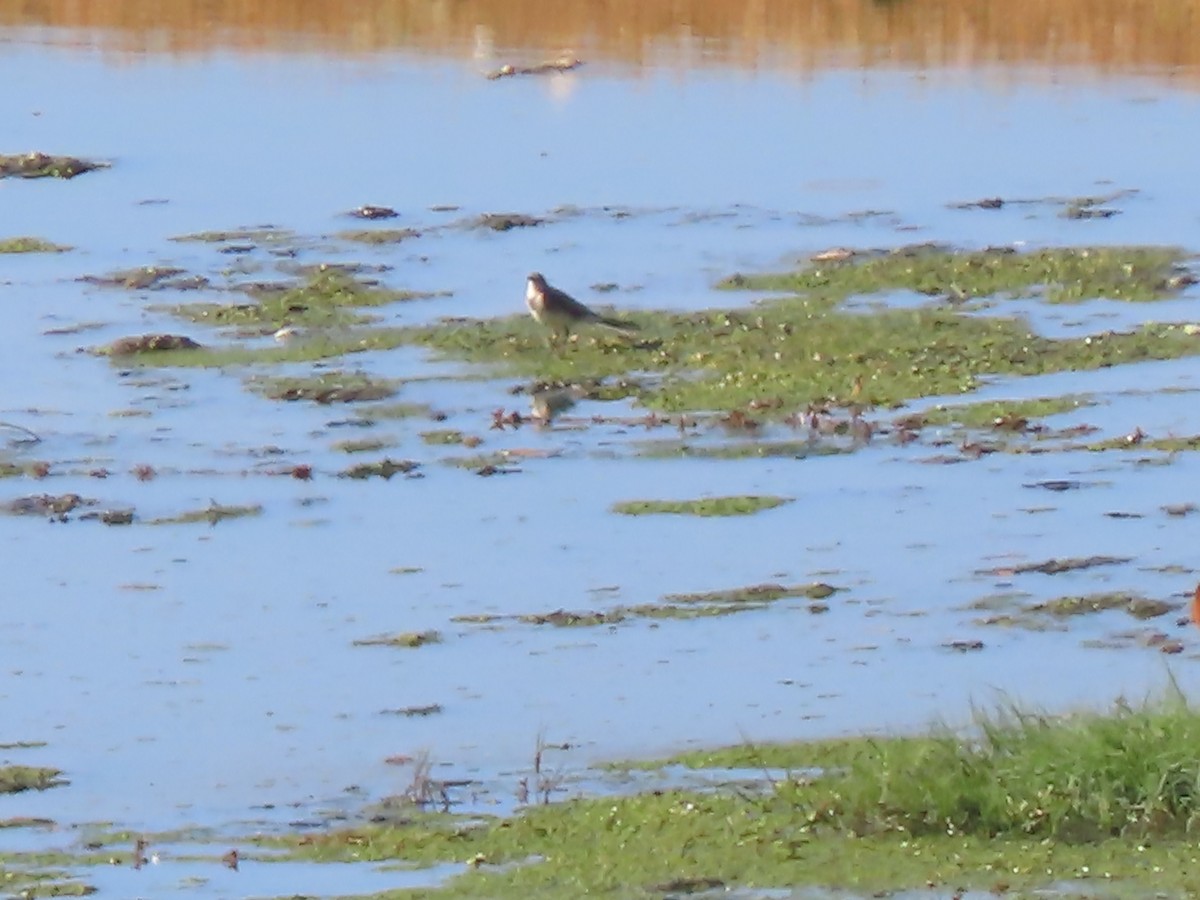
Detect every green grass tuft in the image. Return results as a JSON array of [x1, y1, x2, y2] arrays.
[[787, 691, 1200, 840]]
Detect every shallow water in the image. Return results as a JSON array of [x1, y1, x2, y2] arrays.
[[3, 12, 1200, 896]]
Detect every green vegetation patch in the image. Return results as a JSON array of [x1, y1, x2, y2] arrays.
[[170, 227, 296, 244], [0, 152, 104, 179], [0, 870, 95, 898], [82, 266, 206, 291], [0, 237, 71, 253], [1119, 434, 1200, 453], [916, 395, 1092, 429], [664, 582, 838, 604], [331, 437, 394, 454], [612, 495, 792, 517], [975, 591, 1176, 629], [780, 695, 1200, 841], [246, 371, 398, 403], [356, 401, 436, 420], [336, 228, 422, 244], [635, 439, 853, 460], [172, 270, 418, 329], [1030, 591, 1174, 619], [466, 212, 544, 231], [353, 630, 442, 649], [719, 244, 1191, 304], [146, 503, 262, 526], [107, 329, 417, 369], [339, 458, 420, 479], [420, 429, 467, 446], [456, 582, 839, 629], [396, 244, 1200, 416], [0, 765, 67, 794]]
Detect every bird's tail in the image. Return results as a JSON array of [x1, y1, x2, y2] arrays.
[[595, 316, 639, 335]]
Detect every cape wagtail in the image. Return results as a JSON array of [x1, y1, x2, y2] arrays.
[[525, 272, 637, 343]]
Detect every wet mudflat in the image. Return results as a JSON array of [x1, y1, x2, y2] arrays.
[[5, 7, 1200, 897]]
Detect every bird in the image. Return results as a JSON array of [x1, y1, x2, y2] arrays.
[[525, 272, 637, 344]]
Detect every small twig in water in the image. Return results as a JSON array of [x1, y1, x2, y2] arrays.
[[0, 421, 41, 445]]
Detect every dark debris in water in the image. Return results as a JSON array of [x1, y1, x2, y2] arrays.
[[1163, 503, 1199, 517], [170, 226, 296, 245], [980, 555, 1133, 577], [81, 266, 209, 291], [1029, 592, 1174, 619], [649, 877, 724, 894], [1023, 480, 1088, 492], [468, 212, 544, 231], [99, 334, 203, 356], [146, 502, 263, 526], [249, 372, 399, 404], [380, 704, 443, 717], [354, 630, 442, 649], [663, 582, 839, 604], [339, 458, 421, 480], [79, 508, 135, 526], [949, 188, 1137, 221], [520, 609, 623, 627], [943, 639, 985, 652], [1063, 204, 1120, 220], [3, 493, 92, 519], [348, 204, 398, 220], [486, 55, 583, 80], [454, 582, 841, 630], [475, 463, 521, 476], [972, 589, 1178, 644], [1083, 630, 1186, 654]]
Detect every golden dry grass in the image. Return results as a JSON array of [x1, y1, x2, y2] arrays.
[[1, 0, 1198, 77]]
